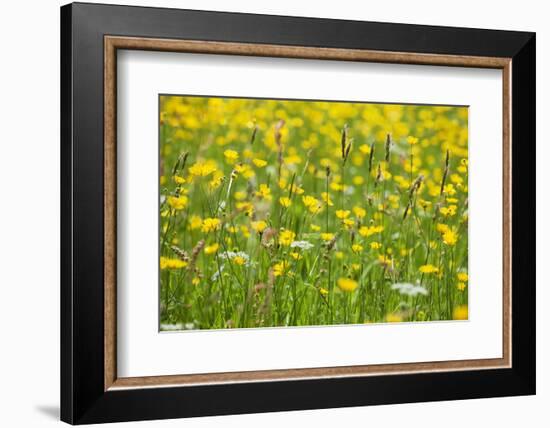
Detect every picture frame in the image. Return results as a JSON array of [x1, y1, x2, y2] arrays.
[[61, 2, 535, 424]]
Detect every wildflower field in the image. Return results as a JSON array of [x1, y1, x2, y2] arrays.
[[159, 95, 469, 331]]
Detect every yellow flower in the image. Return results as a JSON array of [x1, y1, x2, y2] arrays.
[[436, 223, 450, 234], [160, 257, 188, 270], [223, 149, 239, 164], [302, 195, 319, 208], [407, 136, 419, 145], [232, 255, 246, 266], [321, 192, 334, 206], [240, 225, 251, 238], [204, 243, 219, 255], [279, 196, 292, 207], [457, 272, 469, 282], [342, 219, 355, 229], [189, 160, 217, 177], [256, 183, 272, 200], [310, 224, 321, 232], [442, 229, 458, 246], [319, 287, 329, 296], [453, 305, 469, 320], [173, 175, 186, 184], [335, 209, 351, 219], [439, 205, 457, 217], [201, 218, 221, 233], [167, 195, 188, 210], [234, 163, 255, 178], [209, 174, 225, 189], [457, 282, 467, 291], [337, 277, 358, 292], [352, 206, 366, 219], [279, 229, 296, 246], [252, 158, 267, 167], [320, 233, 334, 241], [235, 201, 254, 216], [419, 264, 439, 274], [234, 191, 247, 201], [358, 225, 384, 237], [290, 251, 302, 260], [272, 260, 290, 277], [188, 215, 202, 230], [351, 244, 363, 253], [359, 144, 371, 154], [352, 176, 365, 186], [370, 242, 382, 250], [192, 277, 200, 286], [386, 313, 403, 323], [251, 220, 268, 233]]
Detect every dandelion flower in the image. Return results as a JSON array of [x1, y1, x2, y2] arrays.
[[335, 209, 351, 219], [337, 277, 358, 292], [386, 313, 403, 322], [160, 257, 188, 270], [352, 206, 366, 219], [279, 229, 296, 246], [457, 282, 467, 291], [302, 195, 319, 209], [188, 215, 202, 230], [204, 243, 219, 255], [442, 229, 458, 246], [279, 196, 292, 207], [189, 160, 217, 177], [173, 175, 186, 184], [167, 195, 188, 210], [320, 233, 334, 242], [272, 261, 290, 277], [453, 305, 469, 320], [223, 149, 239, 164], [251, 220, 268, 233], [407, 136, 419, 145], [359, 144, 371, 154], [457, 272, 469, 282], [370, 242, 382, 250], [252, 158, 267, 167], [321, 192, 334, 206], [201, 218, 221, 233], [256, 183, 272, 200], [234, 190, 247, 201], [351, 244, 363, 253], [436, 223, 450, 234], [359, 225, 384, 237], [232, 255, 247, 266], [439, 205, 457, 216], [419, 264, 439, 274]]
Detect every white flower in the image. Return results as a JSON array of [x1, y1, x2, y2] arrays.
[[211, 265, 225, 281], [290, 240, 314, 250], [220, 251, 251, 266], [391, 282, 428, 297]]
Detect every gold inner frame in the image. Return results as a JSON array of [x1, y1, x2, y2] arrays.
[[104, 35, 512, 391]]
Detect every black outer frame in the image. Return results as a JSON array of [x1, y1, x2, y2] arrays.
[[60, 2, 535, 424]]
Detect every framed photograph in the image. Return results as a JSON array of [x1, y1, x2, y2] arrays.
[[61, 2, 535, 424]]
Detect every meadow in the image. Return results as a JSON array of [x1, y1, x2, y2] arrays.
[[159, 95, 469, 330]]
